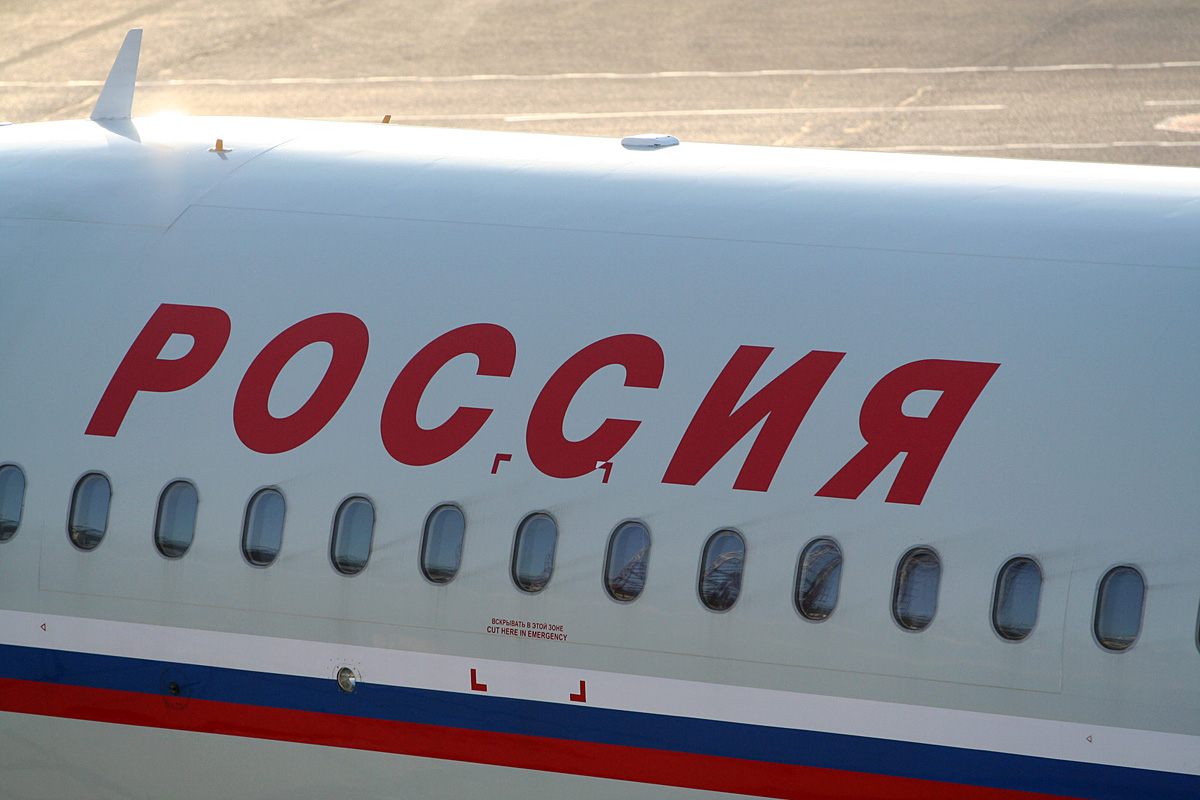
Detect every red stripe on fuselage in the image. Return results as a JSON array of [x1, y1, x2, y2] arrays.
[[0, 678, 1070, 800]]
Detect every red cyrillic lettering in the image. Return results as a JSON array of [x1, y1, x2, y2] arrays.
[[816, 359, 1000, 505], [233, 313, 368, 454], [527, 335, 664, 479], [381, 324, 516, 466], [86, 303, 231, 437], [662, 347, 845, 492]]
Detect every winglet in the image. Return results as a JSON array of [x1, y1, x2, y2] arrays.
[[90, 29, 142, 121]]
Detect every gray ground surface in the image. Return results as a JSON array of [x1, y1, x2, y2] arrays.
[[2, 1, 1199, 165]]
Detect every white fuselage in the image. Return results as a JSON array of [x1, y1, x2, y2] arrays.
[[1, 115, 1198, 799]]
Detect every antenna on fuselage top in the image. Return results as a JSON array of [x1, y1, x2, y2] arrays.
[[91, 28, 142, 121]]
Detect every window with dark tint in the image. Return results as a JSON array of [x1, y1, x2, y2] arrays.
[[992, 557, 1042, 641], [0, 464, 26, 541], [604, 521, 650, 602], [155, 481, 198, 558], [330, 496, 375, 575], [1196, 603, 1200, 656], [893, 547, 941, 631], [795, 538, 843, 621], [1094, 566, 1145, 651], [512, 513, 557, 593], [421, 504, 465, 583], [699, 529, 745, 612], [68, 473, 111, 551], [242, 488, 285, 567]]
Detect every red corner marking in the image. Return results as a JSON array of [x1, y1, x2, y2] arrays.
[[570, 680, 586, 703], [491, 453, 512, 474], [470, 669, 488, 692]]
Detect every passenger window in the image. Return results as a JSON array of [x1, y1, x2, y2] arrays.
[[512, 513, 557, 593], [699, 529, 745, 612], [604, 521, 650, 602], [68, 472, 111, 551], [1094, 566, 1144, 651], [331, 496, 375, 576], [155, 481, 198, 559], [242, 488, 285, 567], [795, 538, 843, 621], [992, 557, 1042, 641], [0, 464, 26, 541], [421, 504, 465, 584], [893, 547, 941, 631]]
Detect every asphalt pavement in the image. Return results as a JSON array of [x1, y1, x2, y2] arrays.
[[2, 1, 1199, 165]]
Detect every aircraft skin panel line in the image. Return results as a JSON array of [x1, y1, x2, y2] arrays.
[[1, 116, 1197, 269]]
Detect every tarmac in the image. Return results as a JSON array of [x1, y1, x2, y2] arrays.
[[2, 1, 1199, 165]]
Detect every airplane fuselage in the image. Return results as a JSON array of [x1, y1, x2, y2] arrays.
[[1, 114, 1198, 799]]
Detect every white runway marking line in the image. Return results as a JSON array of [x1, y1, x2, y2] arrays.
[[869, 141, 1200, 153], [379, 105, 1005, 123], [3, 61, 1200, 89], [1145, 99, 1200, 106]]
